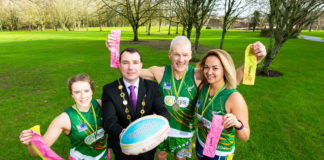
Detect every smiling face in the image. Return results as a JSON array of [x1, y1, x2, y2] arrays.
[[203, 55, 225, 85], [169, 43, 192, 73], [71, 81, 93, 108], [119, 51, 143, 84]]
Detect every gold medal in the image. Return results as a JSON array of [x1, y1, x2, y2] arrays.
[[172, 103, 180, 111], [94, 141, 101, 148], [140, 109, 145, 114], [118, 85, 123, 90], [123, 100, 128, 105], [125, 108, 129, 113]]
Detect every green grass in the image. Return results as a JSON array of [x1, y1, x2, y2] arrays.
[[301, 30, 324, 39], [0, 27, 323, 159]]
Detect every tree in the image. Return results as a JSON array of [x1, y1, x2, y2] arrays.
[[220, 0, 246, 49], [192, 0, 217, 60], [0, 0, 7, 31], [250, 10, 261, 32], [102, 0, 163, 41], [174, 0, 196, 39], [261, 0, 324, 75]]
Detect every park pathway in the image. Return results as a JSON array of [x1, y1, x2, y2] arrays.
[[299, 34, 324, 42]]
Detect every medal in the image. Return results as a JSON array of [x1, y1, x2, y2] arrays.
[[75, 103, 98, 144], [201, 83, 226, 117], [172, 103, 180, 111], [170, 66, 187, 112], [118, 85, 123, 90], [94, 141, 101, 148]]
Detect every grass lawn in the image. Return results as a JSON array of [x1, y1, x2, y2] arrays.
[[301, 30, 324, 39], [0, 27, 323, 159]]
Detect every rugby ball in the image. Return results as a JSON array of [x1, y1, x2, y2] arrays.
[[120, 115, 170, 154]]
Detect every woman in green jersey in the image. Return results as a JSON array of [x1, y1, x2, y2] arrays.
[[195, 49, 250, 160], [19, 74, 108, 160]]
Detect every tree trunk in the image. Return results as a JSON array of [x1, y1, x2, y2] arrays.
[[41, 23, 45, 32], [186, 23, 192, 39], [159, 19, 162, 32], [262, 41, 283, 75], [148, 21, 151, 35], [62, 23, 66, 31], [0, 23, 2, 31], [168, 20, 171, 35], [253, 24, 256, 32], [100, 25, 103, 32], [78, 21, 81, 30], [220, 29, 227, 49], [182, 25, 186, 35], [193, 27, 201, 60], [309, 23, 313, 32], [176, 22, 179, 34], [263, 13, 274, 75], [133, 26, 139, 41]]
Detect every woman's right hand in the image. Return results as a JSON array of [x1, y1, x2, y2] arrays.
[[19, 129, 34, 145]]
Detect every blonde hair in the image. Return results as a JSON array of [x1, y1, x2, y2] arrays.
[[197, 49, 237, 89]]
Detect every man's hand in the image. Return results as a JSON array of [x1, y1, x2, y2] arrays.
[[105, 34, 116, 49], [251, 41, 267, 64]]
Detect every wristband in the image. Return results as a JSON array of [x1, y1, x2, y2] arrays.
[[235, 120, 244, 130]]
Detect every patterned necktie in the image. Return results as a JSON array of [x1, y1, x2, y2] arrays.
[[128, 85, 137, 113]]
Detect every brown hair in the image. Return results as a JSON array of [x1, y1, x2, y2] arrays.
[[119, 47, 142, 62], [197, 49, 237, 89], [68, 73, 94, 95]]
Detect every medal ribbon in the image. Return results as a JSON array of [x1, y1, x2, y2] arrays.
[[75, 103, 98, 136], [201, 83, 225, 117], [171, 67, 187, 98]]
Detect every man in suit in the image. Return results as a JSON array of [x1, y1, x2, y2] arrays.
[[102, 47, 170, 160]]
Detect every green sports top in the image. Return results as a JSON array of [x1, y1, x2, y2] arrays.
[[159, 65, 197, 138], [64, 99, 108, 160], [196, 84, 236, 156]]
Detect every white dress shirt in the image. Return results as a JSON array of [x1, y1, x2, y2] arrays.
[[123, 78, 139, 99]]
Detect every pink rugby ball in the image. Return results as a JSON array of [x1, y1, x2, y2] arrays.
[[120, 115, 170, 154]]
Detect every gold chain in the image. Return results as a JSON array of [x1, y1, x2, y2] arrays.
[[118, 80, 146, 123]]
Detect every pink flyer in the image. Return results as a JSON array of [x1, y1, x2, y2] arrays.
[[30, 130, 64, 160], [109, 30, 121, 68], [203, 115, 224, 157]]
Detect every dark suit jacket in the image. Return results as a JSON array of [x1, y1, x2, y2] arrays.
[[102, 77, 169, 160]]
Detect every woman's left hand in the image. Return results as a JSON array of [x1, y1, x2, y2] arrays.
[[223, 113, 241, 129]]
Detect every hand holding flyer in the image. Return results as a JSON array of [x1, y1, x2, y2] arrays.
[[29, 125, 64, 160], [108, 30, 121, 68], [203, 115, 224, 158]]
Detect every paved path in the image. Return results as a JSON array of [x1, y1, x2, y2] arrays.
[[299, 34, 324, 42]]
